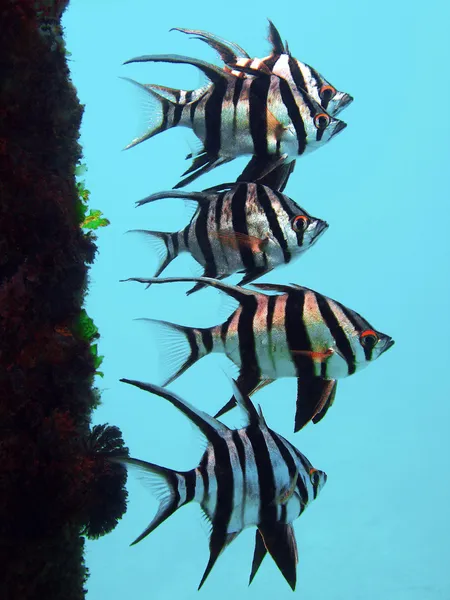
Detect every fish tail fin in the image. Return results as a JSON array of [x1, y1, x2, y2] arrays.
[[110, 456, 192, 544], [128, 230, 181, 277], [138, 318, 214, 385], [121, 77, 181, 150]]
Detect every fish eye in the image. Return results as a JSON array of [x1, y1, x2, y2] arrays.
[[291, 215, 310, 232], [320, 84, 336, 100], [314, 113, 331, 130], [309, 468, 320, 485], [360, 329, 379, 349]]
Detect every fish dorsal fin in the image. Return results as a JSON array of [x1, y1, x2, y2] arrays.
[[135, 189, 211, 207], [250, 282, 295, 294], [229, 377, 260, 426], [124, 276, 261, 305], [267, 20, 285, 55], [171, 27, 250, 63], [123, 53, 234, 86], [120, 379, 229, 439]]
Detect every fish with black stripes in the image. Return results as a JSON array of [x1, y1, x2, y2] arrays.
[[112, 377, 327, 590], [124, 277, 394, 432], [167, 20, 353, 190], [123, 50, 347, 188], [132, 182, 328, 293], [173, 20, 353, 117]]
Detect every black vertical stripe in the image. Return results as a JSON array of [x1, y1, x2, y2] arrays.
[[257, 186, 291, 263], [231, 184, 256, 271], [171, 232, 179, 256], [201, 328, 213, 353], [183, 223, 190, 249], [245, 426, 277, 521], [210, 437, 234, 543], [249, 76, 271, 155], [288, 57, 306, 93], [185, 90, 193, 103], [195, 204, 217, 277], [213, 191, 228, 269], [273, 190, 304, 247], [237, 297, 261, 379], [199, 451, 210, 498], [285, 290, 315, 378], [271, 432, 308, 508], [183, 469, 197, 503], [278, 79, 307, 155], [204, 80, 228, 155], [315, 294, 356, 375], [172, 89, 183, 126], [220, 318, 231, 346], [189, 99, 199, 124]]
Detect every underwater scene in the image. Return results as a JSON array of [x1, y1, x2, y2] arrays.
[[63, 1, 450, 598]]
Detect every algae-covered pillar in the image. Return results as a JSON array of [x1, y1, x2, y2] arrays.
[[0, 2, 128, 598]]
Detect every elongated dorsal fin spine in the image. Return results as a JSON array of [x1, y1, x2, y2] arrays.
[[136, 190, 211, 207], [120, 379, 229, 439], [124, 276, 260, 305], [124, 53, 233, 86]]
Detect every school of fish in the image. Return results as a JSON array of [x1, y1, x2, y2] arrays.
[[113, 21, 395, 591]]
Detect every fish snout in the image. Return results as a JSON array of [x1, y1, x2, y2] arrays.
[[332, 119, 347, 138], [336, 93, 354, 113], [312, 219, 329, 242]]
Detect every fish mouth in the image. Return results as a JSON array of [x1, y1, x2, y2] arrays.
[[312, 220, 329, 242], [381, 337, 395, 354], [332, 120, 347, 137], [335, 93, 354, 114]]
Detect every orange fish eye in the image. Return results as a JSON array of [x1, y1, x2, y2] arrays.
[[314, 112, 331, 130], [320, 84, 336, 99], [360, 329, 379, 348], [292, 215, 309, 232], [309, 468, 318, 475]]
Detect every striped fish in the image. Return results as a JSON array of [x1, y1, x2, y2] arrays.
[[123, 52, 347, 188], [112, 377, 327, 590], [132, 182, 328, 294], [173, 20, 353, 117], [125, 277, 394, 432]]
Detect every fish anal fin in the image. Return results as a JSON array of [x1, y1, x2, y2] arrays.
[[294, 378, 338, 432], [249, 529, 267, 585], [312, 379, 338, 425], [236, 267, 273, 287], [214, 370, 262, 419], [257, 522, 298, 590], [198, 529, 240, 590]]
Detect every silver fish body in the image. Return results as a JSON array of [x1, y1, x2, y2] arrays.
[[125, 277, 394, 431], [123, 53, 346, 187], [114, 378, 326, 590], [133, 182, 328, 292]]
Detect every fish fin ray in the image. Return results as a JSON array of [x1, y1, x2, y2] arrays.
[[121, 77, 177, 149], [258, 522, 298, 590], [294, 378, 338, 432], [126, 230, 178, 278], [311, 379, 338, 424], [249, 529, 268, 585]]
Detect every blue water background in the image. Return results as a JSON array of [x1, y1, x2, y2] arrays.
[[63, 2, 450, 598]]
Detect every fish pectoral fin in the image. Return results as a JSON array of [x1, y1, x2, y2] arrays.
[[198, 529, 240, 590], [211, 231, 269, 253], [257, 522, 298, 591], [312, 379, 338, 425], [294, 378, 338, 432], [249, 529, 268, 585]]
